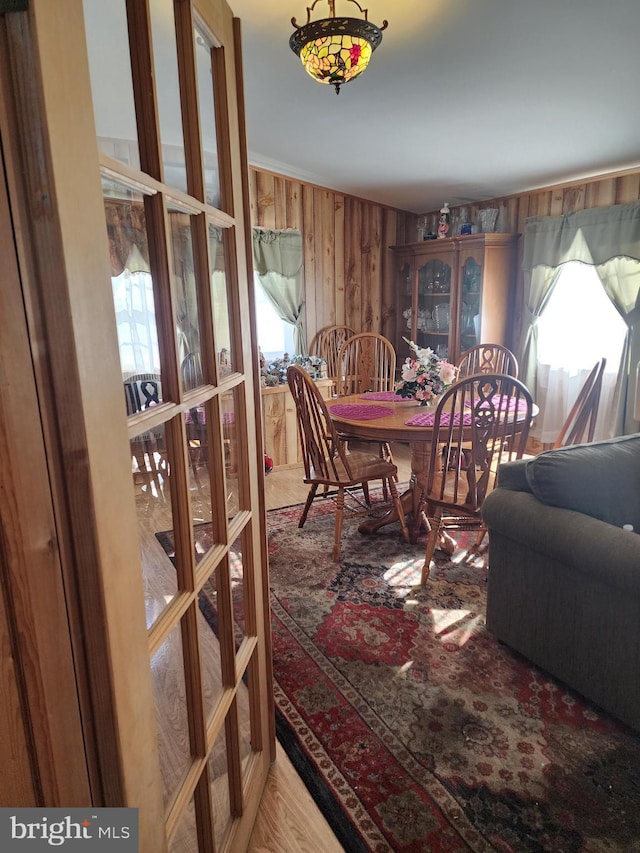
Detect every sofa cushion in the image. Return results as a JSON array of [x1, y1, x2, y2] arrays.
[[525, 433, 640, 529]]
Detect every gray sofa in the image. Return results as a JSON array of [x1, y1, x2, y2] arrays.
[[482, 433, 640, 731]]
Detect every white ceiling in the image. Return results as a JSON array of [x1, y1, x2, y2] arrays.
[[230, 0, 640, 214]]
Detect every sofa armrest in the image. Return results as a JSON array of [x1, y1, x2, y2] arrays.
[[495, 458, 530, 492], [482, 489, 640, 596]]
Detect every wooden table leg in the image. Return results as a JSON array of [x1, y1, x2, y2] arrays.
[[357, 438, 457, 555], [358, 486, 417, 538], [358, 440, 429, 544]]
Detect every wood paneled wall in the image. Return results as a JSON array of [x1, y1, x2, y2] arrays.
[[249, 165, 640, 356], [248, 169, 412, 350]]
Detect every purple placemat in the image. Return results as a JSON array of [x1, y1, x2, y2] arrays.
[[405, 411, 473, 427], [359, 391, 408, 402], [465, 395, 528, 413], [328, 403, 394, 420]]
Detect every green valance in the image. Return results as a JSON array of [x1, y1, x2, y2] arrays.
[[523, 200, 640, 271], [252, 228, 303, 278]]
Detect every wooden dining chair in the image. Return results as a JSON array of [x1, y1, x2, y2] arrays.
[[553, 358, 606, 448], [457, 343, 519, 379], [313, 324, 357, 394], [336, 331, 397, 477], [337, 332, 396, 396], [286, 364, 409, 561], [416, 373, 534, 583]]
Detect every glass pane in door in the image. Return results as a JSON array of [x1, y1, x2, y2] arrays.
[[195, 27, 221, 209], [103, 179, 162, 386], [197, 567, 224, 721], [186, 402, 218, 556], [208, 725, 232, 849], [149, 0, 187, 193], [170, 209, 203, 389], [151, 622, 193, 809], [221, 389, 243, 520], [209, 226, 237, 375], [131, 424, 178, 630], [168, 796, 198, 853], [229, 531, 249, 646], [238, 655, 261, 785], [83, 0, 140, 170]]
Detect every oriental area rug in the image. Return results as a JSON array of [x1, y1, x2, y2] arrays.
[[264, 499, 640, 853]]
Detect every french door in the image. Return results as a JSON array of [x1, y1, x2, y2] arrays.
[[1, 0, 273, 850]]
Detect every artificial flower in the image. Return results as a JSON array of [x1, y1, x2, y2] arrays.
[[394, 338, 457, 406]]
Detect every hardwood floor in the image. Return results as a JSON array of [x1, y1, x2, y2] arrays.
[[248, 442, 412, 852], [247, 743, 344, 853]]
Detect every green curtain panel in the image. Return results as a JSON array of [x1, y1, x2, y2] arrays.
[[521, 201, 640, 435]]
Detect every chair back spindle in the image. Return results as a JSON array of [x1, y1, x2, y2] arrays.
[[457, 343, 519, 379], [553, 358, 606, 448], [313, 324, 356, 393], [337, 332, 396, 396]]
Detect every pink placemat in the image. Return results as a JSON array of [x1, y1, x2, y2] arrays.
[[405, 411, 473, 427], [465, 395, 528, 413], [328, 403, 394, 420], [359, 391, 408, 402]]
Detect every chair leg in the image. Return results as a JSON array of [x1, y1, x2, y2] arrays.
[[465, 525, 489, 563], [473, 525, 487, 550], [379, 443, 389, 500], [379, 443, 397, 500], [389, 478, 410, 543], [299, 484, 318, 528], [362, 481, 371, 505], [421, 507, 443, 585], [333, 487, 345, 561]]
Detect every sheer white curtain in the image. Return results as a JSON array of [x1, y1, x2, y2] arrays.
[[521, 201, 640, 437], [534, 263, 625, 442]]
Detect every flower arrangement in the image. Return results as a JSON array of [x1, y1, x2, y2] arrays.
[[394, 338, 457, 405]]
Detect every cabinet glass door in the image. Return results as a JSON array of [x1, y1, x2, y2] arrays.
[[460, 257, 482, 355], [417, 259, 452, 361], [396, 260, 413, 349]]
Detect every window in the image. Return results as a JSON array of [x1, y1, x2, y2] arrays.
[[537, 262, 625, 370], [254, 273, 296, 361], [534, 261, 626, 442]]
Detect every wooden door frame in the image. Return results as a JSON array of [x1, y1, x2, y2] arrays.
[[1, 1, 274, 848], [1, 2, 170, 846], [0, 103, 91, 810]]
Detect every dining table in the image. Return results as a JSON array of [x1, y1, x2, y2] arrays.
[[327, 390, 537, 544]]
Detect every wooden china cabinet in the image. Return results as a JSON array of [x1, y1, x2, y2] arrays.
[[391, 233, 518, 366]]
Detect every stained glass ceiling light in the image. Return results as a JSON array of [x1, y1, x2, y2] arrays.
[[290, 0, 388, 95]]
